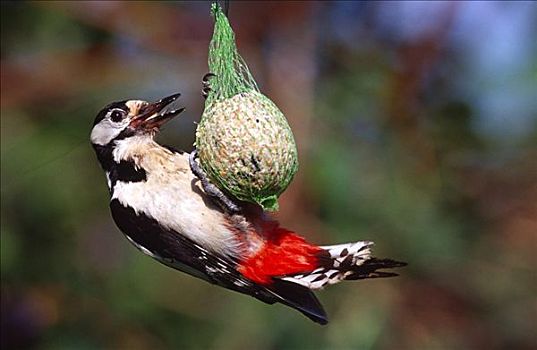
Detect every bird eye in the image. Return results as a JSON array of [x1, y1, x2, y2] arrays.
[[110, 109, 126, 122]]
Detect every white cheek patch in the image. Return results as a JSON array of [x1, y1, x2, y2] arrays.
[[90, 119, 130, 146]]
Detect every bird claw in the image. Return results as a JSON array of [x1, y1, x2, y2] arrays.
[[189, 149, 241, 214], [202, 72, 216, 99]]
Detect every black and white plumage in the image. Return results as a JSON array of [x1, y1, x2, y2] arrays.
[[90, 93, 405, 325]]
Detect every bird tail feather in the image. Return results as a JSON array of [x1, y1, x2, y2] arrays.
[[266, 279, 328, 325], [280, 241, 406, 290]]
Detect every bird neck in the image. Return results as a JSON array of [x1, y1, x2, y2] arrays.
[[92, 142, 115, 173], [92, 135, 157, 194]]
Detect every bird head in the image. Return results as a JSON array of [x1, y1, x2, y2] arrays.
[[90, 93, 184, 147]]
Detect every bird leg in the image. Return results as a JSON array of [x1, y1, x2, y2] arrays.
[[202, 72, 216, 99], [189, 149, 241, 213]]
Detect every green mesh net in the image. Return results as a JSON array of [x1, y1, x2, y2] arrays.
[[205, 2, 258, 105], [195, 2, 298, 211]]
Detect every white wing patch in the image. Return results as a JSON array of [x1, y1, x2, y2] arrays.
[[105, 172, 112, 191]]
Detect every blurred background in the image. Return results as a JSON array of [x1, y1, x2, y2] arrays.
[[1, 1, 536, 349]]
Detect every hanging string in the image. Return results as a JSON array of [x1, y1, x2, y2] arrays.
[[222, 0, 229, 17]]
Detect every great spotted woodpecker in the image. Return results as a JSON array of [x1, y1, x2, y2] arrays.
[[90, 93, 406, 324]]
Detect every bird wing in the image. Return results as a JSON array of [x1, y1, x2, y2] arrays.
[[109, 199, 328, 324]]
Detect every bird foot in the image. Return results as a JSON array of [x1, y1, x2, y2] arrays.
[[202, 72, 216, 99], [189, 149, 241, 214]]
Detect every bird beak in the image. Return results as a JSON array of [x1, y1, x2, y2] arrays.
[[131, 93, 184, 130]]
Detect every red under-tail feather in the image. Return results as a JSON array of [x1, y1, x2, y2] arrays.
[[237, 224, 406, 289], [237, 226, 322, 284]]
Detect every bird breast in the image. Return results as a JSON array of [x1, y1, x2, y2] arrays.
[[111, 139, 244, 258]]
